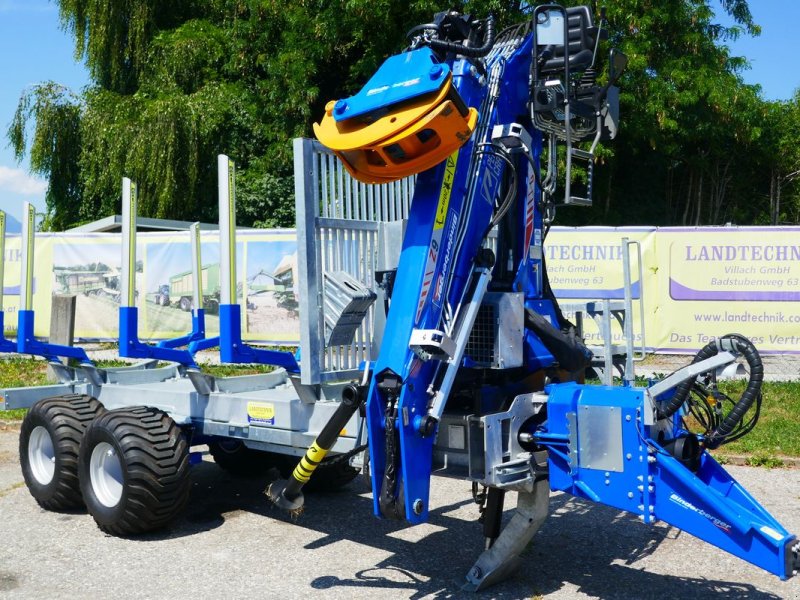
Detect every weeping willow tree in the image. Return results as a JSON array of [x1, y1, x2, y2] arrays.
[[8, 83, 83, 231], [9, 0, 525, 230], [9, 0, 779, 230]]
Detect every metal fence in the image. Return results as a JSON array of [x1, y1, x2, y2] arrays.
[[294, 138, 414, 384]]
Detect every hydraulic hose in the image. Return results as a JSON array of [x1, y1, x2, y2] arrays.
[[657, 334, 763, 448], [429, 16, 496, 58]]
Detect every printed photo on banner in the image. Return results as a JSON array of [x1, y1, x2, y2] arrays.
[[142, 239, 242, 339], [52, 239, 132, 338], [245, 240, 299, 340]]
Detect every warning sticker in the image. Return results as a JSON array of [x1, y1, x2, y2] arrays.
[[246, 402, 275, 425]]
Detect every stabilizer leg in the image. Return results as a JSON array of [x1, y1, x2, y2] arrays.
[[267, 383, 364, 514], [463, 479, 550, 591]]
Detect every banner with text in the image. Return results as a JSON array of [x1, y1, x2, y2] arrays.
[[546, 226, 800, 354], [655, 227, 800, 353], [2, 230, 299, 345], [1, 226, 799, 353]]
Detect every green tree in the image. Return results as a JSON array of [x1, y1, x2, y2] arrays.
[[763, 92, 800, 224], [8, 83, 83, 231], [578, 0, 766, 226], [9, 0, 525, 230], [11, 0, 796, 229]]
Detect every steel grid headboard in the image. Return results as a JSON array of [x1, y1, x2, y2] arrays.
[[294, 138, 414, 384]]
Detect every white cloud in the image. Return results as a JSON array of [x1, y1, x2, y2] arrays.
[[0, 166, 47, 196]]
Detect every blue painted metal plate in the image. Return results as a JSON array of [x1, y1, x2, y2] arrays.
[[538, 381, 796, 579], [333, 47, 449, 122]]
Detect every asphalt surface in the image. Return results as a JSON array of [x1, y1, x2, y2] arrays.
[[0, 426, 798, 600]]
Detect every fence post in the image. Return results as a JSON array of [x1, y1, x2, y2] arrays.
[[47, 294, 77, 380]]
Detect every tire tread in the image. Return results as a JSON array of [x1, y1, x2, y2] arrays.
[[20, 394, 104, 510], [81, 406, 190, 536]]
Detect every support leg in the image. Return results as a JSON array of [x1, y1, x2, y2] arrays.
[[463, 479, 549, 591]]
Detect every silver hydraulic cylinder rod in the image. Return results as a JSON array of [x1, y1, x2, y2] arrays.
[[428, 266, 493, 421], [19, 202, 35, 311], [218, 155, 238, 306], [120, 177, 138, 308], [190, 222, 203, 312], [622, 236, 634, 384], [0, 210, 5, 311]]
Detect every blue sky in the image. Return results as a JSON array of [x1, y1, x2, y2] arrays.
[[0, 0, 88, 228], [0, 0, 798, 231], [713, 0, 800, 100]]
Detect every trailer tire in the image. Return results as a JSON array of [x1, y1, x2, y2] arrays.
[[206, 298, 220, 315], [79, 406, 190, 536], [179, 297, 192, 312], [208, 440, 275, 476], [208, 441, 359, 491], [19, 394, 105, 511]]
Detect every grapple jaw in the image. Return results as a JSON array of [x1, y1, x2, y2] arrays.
[[313, 47, 477, 183]]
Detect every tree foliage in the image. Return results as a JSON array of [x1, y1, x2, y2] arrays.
[[8, 83, 82, 230], [7, 0, 800, 229]]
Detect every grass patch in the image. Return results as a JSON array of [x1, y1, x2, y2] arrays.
[[0, 357, 49, 388], [199, 363, 275, 377], [0, 357, 279, 421], [712, 380, 800, 459], [0, 408, 27, 421], [2, 358, 799, 465], [0, 358, 51, 422], [742, 454, 786, 468]]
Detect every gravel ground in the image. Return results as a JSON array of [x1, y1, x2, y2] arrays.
[[0, 427, 798, 599]]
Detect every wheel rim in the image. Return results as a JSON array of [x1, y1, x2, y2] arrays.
[[90, 442, 124, 508], [28, 426, 55, 485]]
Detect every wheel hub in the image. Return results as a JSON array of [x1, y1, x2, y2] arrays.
[[28, 426, 55, 485], [90, 442, 124, 507]]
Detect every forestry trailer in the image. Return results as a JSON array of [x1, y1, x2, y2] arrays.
[[2, 4, 797, 590]]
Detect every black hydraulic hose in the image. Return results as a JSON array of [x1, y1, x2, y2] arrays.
[[657, 334, 763, 447], [429, 15, 496, 58], [482, 487, 506, 548], [378, 403, 405, 519]]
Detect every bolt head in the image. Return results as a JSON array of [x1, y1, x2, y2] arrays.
[[418, 415, 437, 438], [471, 566, 482, 579], [413, 499, 424, 515], [334, 100, 348, 115], [429, 64, 444, 79]]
